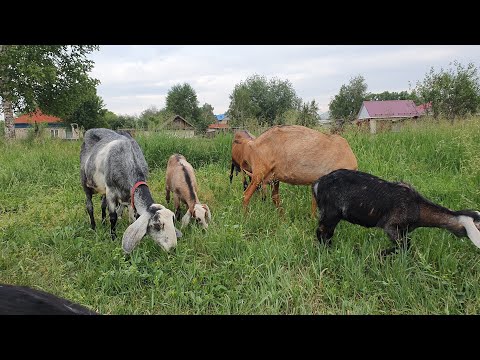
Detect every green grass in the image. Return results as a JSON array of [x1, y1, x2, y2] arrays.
[[1, 119, 480, 314]]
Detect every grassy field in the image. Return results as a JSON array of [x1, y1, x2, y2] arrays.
[[1, 119, 480, 314]]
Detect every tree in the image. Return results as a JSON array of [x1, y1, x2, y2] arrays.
[[365, 90, 420, 103], [415, 61, 480, 121], [0, 45, 100, 139], [138, 106, 162, 130], [64, 91, 108, 130], [197, 103, 217, 133], [329, 75, 368, 129], [165, 83, 201, 123], [228, 74, 301, 127], [103, 111, 119, 129], [106, 114, 138, 130], [297, 100, 320, 128]]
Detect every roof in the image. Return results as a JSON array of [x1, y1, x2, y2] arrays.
[[161, 114, 195, 128], [416, 102, 432, 115], [14, 109, 62, 125], [208, 123, 229, 129], [359, 100, 420, 119], [215, 114, 226, 121]]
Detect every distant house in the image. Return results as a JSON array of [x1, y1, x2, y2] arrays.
[[215, 113, 229, 125], [355, 100, 421, 134], [14, 110, 80, 140], [206, 123, 230, 137], [159, 115, 195, 137]]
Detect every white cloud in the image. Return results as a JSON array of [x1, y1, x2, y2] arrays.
[[85, 45, 480, 115]]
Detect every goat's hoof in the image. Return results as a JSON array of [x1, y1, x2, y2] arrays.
[[317, 239, 332, 248]]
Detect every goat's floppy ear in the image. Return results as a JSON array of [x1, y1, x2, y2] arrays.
[[122, 212, 151, 253], [181, 211, 191, 228], [202, 204, 211, 222]]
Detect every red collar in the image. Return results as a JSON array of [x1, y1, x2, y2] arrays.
[[131, 181, 148, 209]]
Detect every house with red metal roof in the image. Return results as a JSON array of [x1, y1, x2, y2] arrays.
[[356, 100, 421, 133], [14, 109, 80, 140], [206, 122, 231, 137]]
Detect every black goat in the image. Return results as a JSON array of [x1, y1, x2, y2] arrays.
[[312, 169, 480, 256], [0, 284, 97, 315]]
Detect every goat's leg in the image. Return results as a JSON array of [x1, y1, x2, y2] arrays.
[[271, 180, 280, 208], [106, 193, 118, 240], [311, 194, 317, 218], [174, 194, 181, 220], [101, 195, 107, 224], [85, 188, 96, 230], [242, 171, 250, 191], [165, 185, 171, 204], [230, 162, 235, 184], [243, 175, 263, 211], [260, 182, 267, 201], [381, 226, 409, 256]]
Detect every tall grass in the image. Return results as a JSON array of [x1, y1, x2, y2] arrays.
[[1, 120, 480, 314]]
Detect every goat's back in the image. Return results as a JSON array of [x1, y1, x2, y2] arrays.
[[166, 154, 198, 200], [80, 128, 148, 196], [250, 125, 358, 184], [313, 169, 421, 226], [0, 284, 97, 315]]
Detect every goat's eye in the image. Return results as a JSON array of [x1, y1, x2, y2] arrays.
[[153, 223, 164, 231]]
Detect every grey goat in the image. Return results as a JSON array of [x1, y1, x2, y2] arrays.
[[80, 128, 181, 253]]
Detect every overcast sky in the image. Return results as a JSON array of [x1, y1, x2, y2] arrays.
[[4, 45, 480, 121], [88, 45, 480, 117]]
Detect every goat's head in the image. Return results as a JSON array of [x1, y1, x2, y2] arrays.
[[122, 204, 182, 253], [192, 203, 212, 229]]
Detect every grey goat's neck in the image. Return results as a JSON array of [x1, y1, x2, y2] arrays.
[[132, 185, 154, 214]]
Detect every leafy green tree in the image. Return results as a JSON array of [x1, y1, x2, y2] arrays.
[[365, 90, 420, 103], [329, 75, 368, 128], [297, 100, 320, 128], [329, 75, 367, 127], [228, 74, 301, 127], [106, 114, 138, 130], [165, 83, 201, 123], [138, 106, 162, 130], [415, 61, 480, 121], [65, 91, 108, 130], [196, 103, 217, 133], [281, 108, 301, 125], [0, 45, 99, 139]]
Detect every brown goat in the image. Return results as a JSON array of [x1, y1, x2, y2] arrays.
[[240, 125, 358, 210], [165, 154, 211, 229], [230, 130, 277, 199]]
